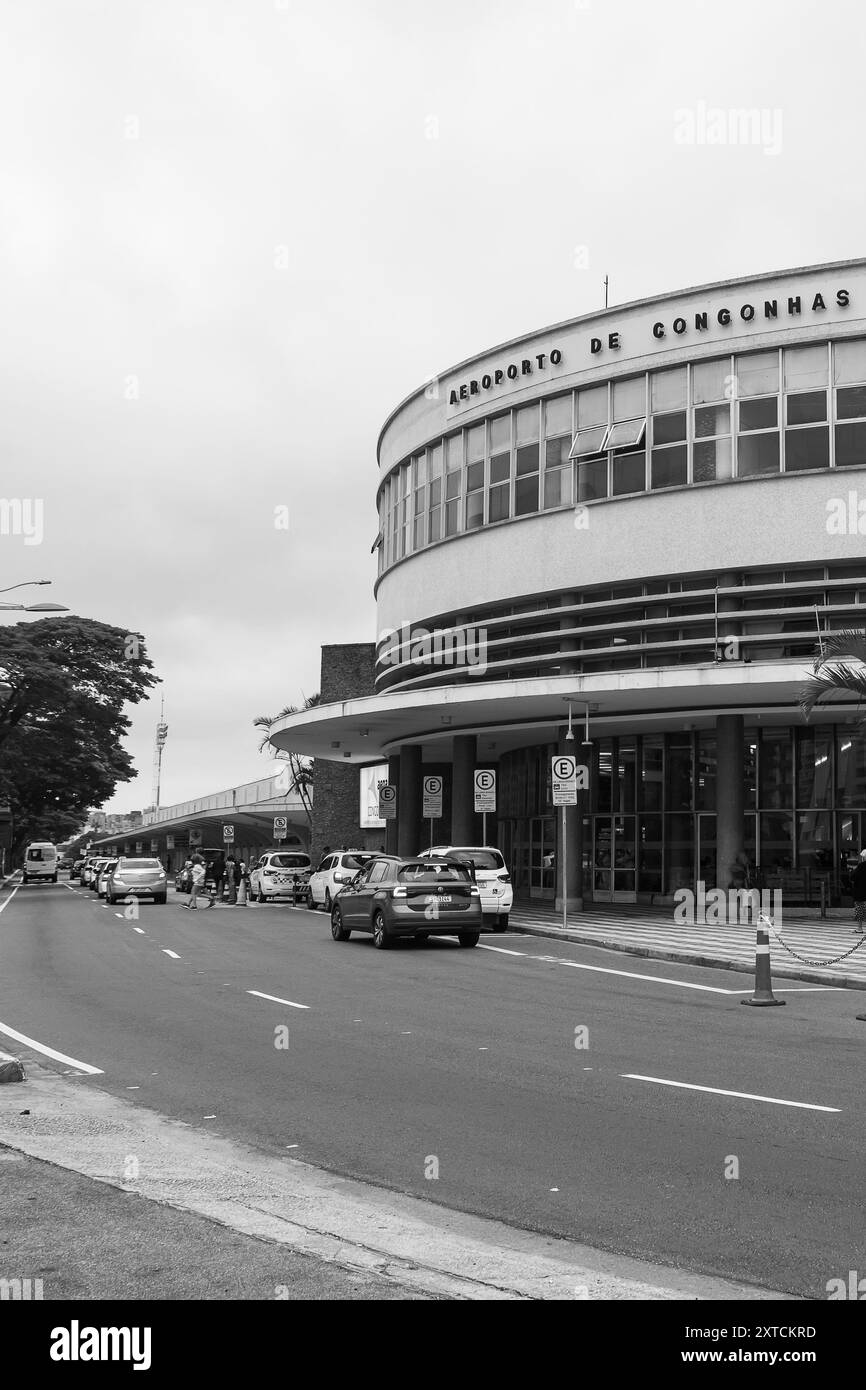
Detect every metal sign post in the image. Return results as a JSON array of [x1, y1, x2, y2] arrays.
[[474, 770, 496, 846], [273, 816, 288, 846], [423, 776, 443, 851], [551, 755, 579, 931]]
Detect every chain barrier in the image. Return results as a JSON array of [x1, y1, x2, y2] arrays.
[[760, 914, 866, 968]]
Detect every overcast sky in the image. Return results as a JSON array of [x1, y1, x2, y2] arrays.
[[1, 0, 863, 812]]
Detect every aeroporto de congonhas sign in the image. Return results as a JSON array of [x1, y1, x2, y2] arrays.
[[445, 276, 854, 411]]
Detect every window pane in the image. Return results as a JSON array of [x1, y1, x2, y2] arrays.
[[837, 385, 866, 420], [613, 376, 646, 420], [651, 446, 687, 489], [612, 452, 645, 495], [836, 421, 866, 467], [737, 350, 779, 397], [446, 434, 462, 470], [738, 433, 780, 476], [653, 411, 687, 445], [834, 339, 866, 386], [759, 729, 793, 808], [490, 452, 510, 484], [543, 468, 570, 508], [577, 384, 607, 428], [578, 458, 607, 501], [516, 442, 539, 476], [570, 425, 608, 457], [787, 390, 826, 425], [467, 460, 484, 491], [414, 486, 425, 513], [797, 729, 832, 807], [415, 452, 427, 485], [606, 419, 646, 450], [489, 483, 509, 522], [692, 357, 730, 404], [429, 477, 441, 506], [761, 812, 793, 871], [546, 434, 570, 467], [429, 507, 441, 542], [837, 730, 866, 806], [784, 428, 829, 471], [740, 397, 778, 431], [545, 394, 572, 436], [694, 403, 731, 437], [667, 736, 693, 811], [490, 414, 510, 451], [428, 443, 443, 478], [694, 437, 732, 482], [516, 405, 539, 444], [465, 492, 484, 529], [515, 475, 539, 515], [640, 737, 664, 811], [796, 811, 832, 873], [445, 499, 459, 535], [445, 469, 460, 499], [651, 366, 687, 411], [784, 344, 828, 390], [467, 425, 485, 462], [413, 516, 425, 548]]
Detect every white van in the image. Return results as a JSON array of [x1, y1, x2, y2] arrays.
[[22, 842, 59, 884]]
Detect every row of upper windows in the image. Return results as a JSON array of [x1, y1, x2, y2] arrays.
[[377, 339, 866, 572]]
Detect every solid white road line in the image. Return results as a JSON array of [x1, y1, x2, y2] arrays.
[[247, 990, 310, 1011], [0, 883, 20, 915], [0, 1021, 103, 1075], [622, 1073, 841, 1113], [162, 949, 180, 959], [133, 927, 145, 934]]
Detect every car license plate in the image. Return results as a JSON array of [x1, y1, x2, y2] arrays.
[[438, 895, 452, 904]]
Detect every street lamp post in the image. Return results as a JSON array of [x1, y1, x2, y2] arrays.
[[0, 580, 67, 613]]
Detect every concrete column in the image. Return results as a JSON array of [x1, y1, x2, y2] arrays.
[[716, 714, 744, 890], [451, 734, 477, 844], [554, 729, 583, 912], [385, 753, 400, 855], [397, 745, 422, 856]]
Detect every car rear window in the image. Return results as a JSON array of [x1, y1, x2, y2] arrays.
[[398, 863, 471, 884], [27, 847, 55, 860], [270, 854, 311, 869], [118, 859, 161, 868], [450, 850, 505, 871], [342, 854, 373, 870]]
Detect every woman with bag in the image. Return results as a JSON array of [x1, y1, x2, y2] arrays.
[[852, 849, 866, 933]]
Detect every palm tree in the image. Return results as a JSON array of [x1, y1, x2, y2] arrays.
[[253, 693, 320, 827], [801, 629, 866, 722]]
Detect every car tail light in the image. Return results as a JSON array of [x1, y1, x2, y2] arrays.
[[333, 871, 348, 882], [498, 873, 511, 883]]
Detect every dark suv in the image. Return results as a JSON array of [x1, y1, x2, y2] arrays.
[[330, 855, 483, 949]]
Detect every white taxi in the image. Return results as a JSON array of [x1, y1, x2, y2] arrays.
[[249, 851, 312, 903], [418, 846, 512, 931]]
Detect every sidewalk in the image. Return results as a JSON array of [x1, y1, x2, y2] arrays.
[[508, 899, 866, 989]]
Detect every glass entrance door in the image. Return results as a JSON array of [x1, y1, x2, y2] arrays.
[[697, 813, 717, 890], [592, 815, 637, 902], [530, 816, 555, 898]]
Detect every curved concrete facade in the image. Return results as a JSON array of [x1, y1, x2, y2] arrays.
[[275, 262, 866, 909]]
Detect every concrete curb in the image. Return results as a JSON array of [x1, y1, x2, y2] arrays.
[[510, 922, 866, 990]]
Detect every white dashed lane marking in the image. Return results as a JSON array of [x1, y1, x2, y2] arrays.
[[162, 949, 181, 960], [622, 1073, 841, 1113], [247, 990, 310, 1011]]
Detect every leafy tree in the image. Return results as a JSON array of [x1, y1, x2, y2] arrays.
[[801, 628, 866, 721], [0, 616, 158, 853], [253, 693, 320, 827]]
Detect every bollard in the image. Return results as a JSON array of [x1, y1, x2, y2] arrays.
[[741, 915, 785, 1007]]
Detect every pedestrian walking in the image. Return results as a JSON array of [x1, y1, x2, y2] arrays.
[[186, 854, 214, 910], [225, 857, 237, 905], [211, 852, 226, 903], [852, 849, 866, 932], [181, 857, 194, 894]]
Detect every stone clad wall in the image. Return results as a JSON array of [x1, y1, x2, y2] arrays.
[[312, 644, 384, 866]]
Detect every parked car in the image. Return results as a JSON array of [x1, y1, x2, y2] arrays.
[[96, 859, 118, 898], [22, 842, 58, 884], [250, 851, 313, 903], [81, 857, 99, 886], [72, 859, 85, 879], [106, 858, 168, 905], [329, 855, 483, 949], [309, 850, 376, 911], [89, 858, 112, 892], [57, 855, 74, 874], [418, 845, 512, 931]]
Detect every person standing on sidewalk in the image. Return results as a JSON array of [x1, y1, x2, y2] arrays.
[[852, 849, 866, 932], [187, 855, 214, 910], [211, 852, 226, 903]]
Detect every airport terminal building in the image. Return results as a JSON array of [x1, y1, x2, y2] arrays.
[[271, 260, 866, 906]]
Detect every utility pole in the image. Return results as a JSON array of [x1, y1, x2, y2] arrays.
[[152, 696, 168, 810]]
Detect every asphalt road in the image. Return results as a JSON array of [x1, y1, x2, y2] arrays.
[[2, 876, 864, 1298]]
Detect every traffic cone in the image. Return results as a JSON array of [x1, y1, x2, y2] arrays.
[[741, 915, 785, 1007], [237, 874, 247, 907]]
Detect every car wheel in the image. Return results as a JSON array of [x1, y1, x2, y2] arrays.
[[52, 874, 58, 883], [331, 908, 351, 941], [257, 886, 266, 904], [372, 911, 391, 950], [106, 893, 115, 905], [324, 889, 332, 913], [458, 932, 480, 948], [155, 894, 167, 905]]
